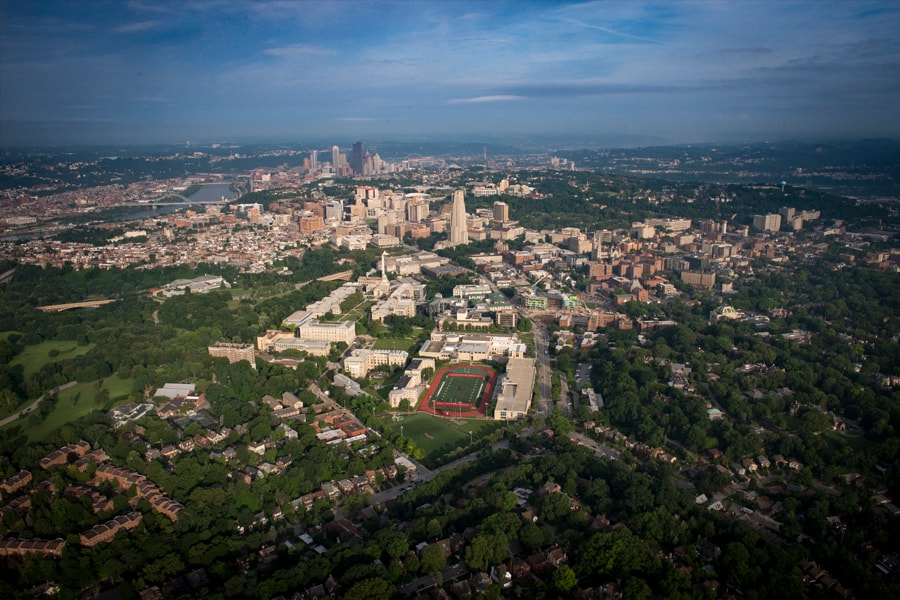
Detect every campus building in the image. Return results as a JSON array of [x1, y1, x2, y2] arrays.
[[449, 190, 469, 247], [343, 349, 409, 379], [208, 342, 256, 369], [493, 357, 536, 421], [418, 332, 526, 362], [388, 357, 436, 408], [297, 319, 356, 345]]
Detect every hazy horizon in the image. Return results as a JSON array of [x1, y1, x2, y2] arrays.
[[3, 1, 900, 147]]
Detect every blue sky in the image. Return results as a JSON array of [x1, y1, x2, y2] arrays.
[[2, 0, 899, 146]]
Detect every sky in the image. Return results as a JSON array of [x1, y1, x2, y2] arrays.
[[2, 0, 900, 147]]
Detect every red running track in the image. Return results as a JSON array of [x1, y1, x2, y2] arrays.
[[417, 365, 497, 418]]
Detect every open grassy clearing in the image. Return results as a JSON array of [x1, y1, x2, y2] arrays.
[[0, 330, 23, 341], [372, 337, 420, 352], [21, 375, 135, 442], [10, 340, 95, 378], [103, 374, 134, 400]]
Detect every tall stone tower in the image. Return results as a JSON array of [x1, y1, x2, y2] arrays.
[[449, 190, 469, 247]]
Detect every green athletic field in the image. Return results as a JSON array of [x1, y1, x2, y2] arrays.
[[382, 412, 502, 466], [429, 367, 490, 408]]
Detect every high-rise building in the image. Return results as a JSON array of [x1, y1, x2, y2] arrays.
[[493, 201, 509, 223], [449, 190, 469, 246], [331, 145, 343, 173], [325, 200, 343, 222], [752, 213, 782, 232], [407, 197, 429, 222], [310, 150, 318, 171], [351, 142, 364, 175]]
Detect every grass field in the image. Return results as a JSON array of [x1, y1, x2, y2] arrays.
[[373, 337, 420, 352], [382, 412, 503, 465], [21, 375, 135, 442], [9, 340, 96, 379], [431, 372, 487, 408], [418, 365, 497, 420]]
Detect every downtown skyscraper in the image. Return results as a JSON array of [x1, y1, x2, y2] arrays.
[[449, 190, 469, 247], [351, 141, 364, 176]]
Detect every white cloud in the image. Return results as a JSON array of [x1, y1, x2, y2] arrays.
[[264, 44, 335, 58], [113, 20, 163, 33], [447, 95, 525, 105]]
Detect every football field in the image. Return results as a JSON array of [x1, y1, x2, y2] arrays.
[[431, 372, 486, 407], [418, 364, 497, 418]]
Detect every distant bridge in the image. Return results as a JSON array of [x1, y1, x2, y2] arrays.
[[37, 299, 118, 312], [317, 270, 355, 282], [150, 193, 193, 203], [142, 192, 232, 207]]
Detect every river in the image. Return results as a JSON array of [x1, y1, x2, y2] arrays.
[[186, 182, 238, 202], [0, 182, 241, 241]]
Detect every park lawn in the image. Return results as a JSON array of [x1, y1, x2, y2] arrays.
[[341, 300, 373, 321], [373, 337, 420, 352], [25, 375, 135, 442], [0, 330, 22, 341], [103, 374, 134, 400], [10, 340, 96, 379], [822, 430, 875, 452]]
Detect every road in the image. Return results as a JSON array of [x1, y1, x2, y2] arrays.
[[532, 321, 553, 416], [399, 563, 468, 596], [368, 439, 509, 507], [0, 382, 77, 428], [567, 431, 621, 461]]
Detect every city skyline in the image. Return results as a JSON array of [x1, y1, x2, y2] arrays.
[[2, 1, 900, 147]]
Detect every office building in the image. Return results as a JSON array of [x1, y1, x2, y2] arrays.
[[331, 145, 346, 175], [351, 142, 364, 175]]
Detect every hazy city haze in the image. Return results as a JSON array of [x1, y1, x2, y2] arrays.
[[2, 0, 899, 146]]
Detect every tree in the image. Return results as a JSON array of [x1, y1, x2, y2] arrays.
[[518, 519, 547, 550], [552, 565, 578, 592], [420, 543, 447, 574], [547, 408, 572, 436], [343, 577, 394, 600], [465, 533, 508, 571], [539, 491, 573, 522], [375, 528, 409, 560]]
